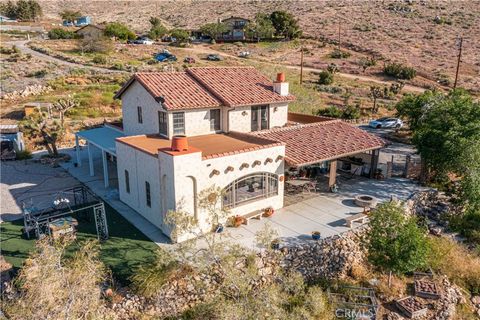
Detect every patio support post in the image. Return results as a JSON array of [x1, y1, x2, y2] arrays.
[[87, 143, 94, 177], [370, 149, 379, 178], [329, 160, 337, 188], [75, 134, 81, 166], [102, 150, 109, 188]]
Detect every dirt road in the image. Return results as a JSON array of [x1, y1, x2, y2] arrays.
[[184, 44, 426, 93], [10, 40, 127, 74]]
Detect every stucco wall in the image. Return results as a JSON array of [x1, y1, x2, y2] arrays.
[[116, 141, 165, 231], [174, 108, 223, 137], [121, 81, 164, 136], [227, 104, 288, 133], [171, 145, 286, 239]]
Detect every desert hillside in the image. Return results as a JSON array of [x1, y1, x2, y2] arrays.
[[33, 0, 480, 90]]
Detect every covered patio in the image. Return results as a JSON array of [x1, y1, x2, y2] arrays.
[[74, 125, 125, 188]]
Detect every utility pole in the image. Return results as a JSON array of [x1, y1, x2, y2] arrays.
[[453, 36, 463, 89], [338, 21, 341, 50], [300, 46, 304, 85]]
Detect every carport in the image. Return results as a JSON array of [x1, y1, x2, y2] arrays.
[[75, 125, 125, 188]]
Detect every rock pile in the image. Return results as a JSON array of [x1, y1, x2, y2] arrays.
[[405, 190, 454, 235], [281, 226, 367, 280], [1, 84, 53, 100]]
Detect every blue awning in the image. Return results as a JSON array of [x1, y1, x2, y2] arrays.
[[76, 126, 125, 155]]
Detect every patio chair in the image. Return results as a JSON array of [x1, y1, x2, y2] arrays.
[[303, 181, 318, 193]]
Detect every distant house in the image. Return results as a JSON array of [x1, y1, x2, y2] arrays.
[[218, 16, 250, 41], [75, 24, 105, 39], [63, 16, 91, 27]]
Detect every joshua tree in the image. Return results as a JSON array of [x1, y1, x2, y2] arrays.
[[369, 86, 383, 113], [52, 97, 77, 127], [20, 109, 63, 157]]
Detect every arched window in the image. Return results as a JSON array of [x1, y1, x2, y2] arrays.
[[223, 172, 278, 208]]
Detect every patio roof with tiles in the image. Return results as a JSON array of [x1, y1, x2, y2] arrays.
[[251, 120, 385, 167]]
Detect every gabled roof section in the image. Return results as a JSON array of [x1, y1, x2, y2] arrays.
[[114, 72, 223, 110], [75, 24, 105, 33], [187, 67, 295, 107], [250, 120, 385, 167]]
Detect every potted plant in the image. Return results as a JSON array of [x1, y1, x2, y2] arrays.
[[311, 231, 321, 240], [233, 215, 245, 228], [271, 238, 281, 250], [263, 207, 274, 217]]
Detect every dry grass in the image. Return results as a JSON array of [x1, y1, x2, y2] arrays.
[[36, 0, 480, 92]]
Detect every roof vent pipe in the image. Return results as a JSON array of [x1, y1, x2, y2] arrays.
[[171, 135, 189, 151]]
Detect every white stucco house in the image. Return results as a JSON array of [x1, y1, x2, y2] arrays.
[[75, 67, 384, 242]]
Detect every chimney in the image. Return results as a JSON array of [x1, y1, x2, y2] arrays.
[[171, 135, 189, 151], [273, 72, 289, 96]]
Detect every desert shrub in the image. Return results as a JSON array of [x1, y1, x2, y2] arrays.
[[15, 149, 32, 160], [92, 55, 107, 64], [111, 62, 125, 70], [26, 69, 47, 77], [317, 71, 333, 85], [48, 28, 76, 39], [317, 106, 342, 118], [0, 45, 18, 54], [358, 56, 377, 72], [329, 49, 351, 59], [4, 239, 107, 319], [384, 62, 416, 80], [428, 237, 480, 295], [130, 249, 180, 297], [341, 104, 361, 119], [317, 85, 343, 94], [79, 37, 113, 54], [104, 22, 136, 41]]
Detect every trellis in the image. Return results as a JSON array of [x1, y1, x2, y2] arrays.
[[22, 186, 108, 241]]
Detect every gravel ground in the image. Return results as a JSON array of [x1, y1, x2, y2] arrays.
[[0, 160, 81, 222]]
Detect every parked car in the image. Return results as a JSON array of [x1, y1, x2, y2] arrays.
[[238, 51, 250, 58], [183, 57, 196, 64], [206, 54, 222, 61], [128, 37, 154, 45], [369, 117, 403, 129], [154, 51, 177, 62]]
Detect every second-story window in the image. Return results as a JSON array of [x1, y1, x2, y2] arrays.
[[173, 112, 185, 135], [137, 106, 143, 124], [158, 111, 167, 136], [210, 109, 221, 131], [145, 181, 151, 207]]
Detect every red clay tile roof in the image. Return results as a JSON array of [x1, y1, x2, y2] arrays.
[[250, 120, 385, 167], [114, 72, 222, 110], [187, 67, 295, 107]]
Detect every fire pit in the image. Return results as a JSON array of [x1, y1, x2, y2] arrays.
[[354, 195, 378, 208], [395, 296, 427, 319]]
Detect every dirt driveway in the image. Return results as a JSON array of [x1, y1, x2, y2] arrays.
[[0, 160, 84, 222]]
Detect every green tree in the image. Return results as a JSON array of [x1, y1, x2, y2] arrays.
[[170, 28, 190, 45], [245, 13, 275, 40], [269, 10, 302, 39], [317, 106, 342, 118], [367, 202, 430, 277], [148, 16, 168, 40], [1, 0, 41, 20], [199, 22, 229, 39], [59, 9, 81, 23], [20, 109, 63, 157], [104, 22, 136, 41]]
